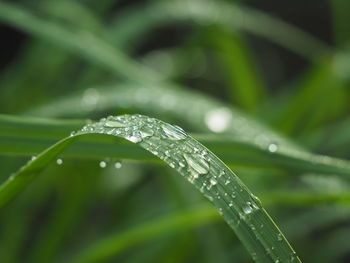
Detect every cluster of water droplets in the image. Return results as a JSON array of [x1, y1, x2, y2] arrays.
[[75, 115, 218, 187], [75, 115, 263, 217]]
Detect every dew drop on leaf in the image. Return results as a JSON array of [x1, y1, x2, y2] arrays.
[[104, 120, 128, 128], [99, 161, 107, 168], [183, 153, 209, 175], [161, 123, 187, 140], [268, 143, 278, 153], [114, 162, 122, 169], [243, 202, 253, 215], [139, 125, 154, 139], [125, 134, 142, 143], [56, 158, 63, 165], [277, 233, 283, 241], [210, 178, 217, 186]]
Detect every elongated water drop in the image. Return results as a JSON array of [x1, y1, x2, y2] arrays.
[[183, 153, 209, 175], [161, 123, 187, 140], [104, 120, 127, 128], [125, 134, 142, 143]]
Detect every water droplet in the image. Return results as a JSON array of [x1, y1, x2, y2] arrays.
[[114, 162, 122, 169], [225, 180, 231, 185], [268, 143, 278, 153], [139, 125, 154, 139], [125, 134, 142, 143], [277, 233, 283, 241], [183, 153, 209, 175], [99, 161, 107, 168], [104, 120, 127, 128], [210, 178, 217, 186], [243, 202, 253, 214], [56, 158, 63, 165], [31, 156, 36, 161], [161, 123, 187, 140], [229, 202, 234, 207], [204, 107, 232, 133]]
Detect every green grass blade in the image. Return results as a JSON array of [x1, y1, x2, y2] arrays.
[[69, 205, 219, 263], [3, 114, 350, 177], [210, 29, 265, 111], [0, 114, 301, 263], [111, 0, 329, 58], [274, 59, 347, 135], [0, 1, 158, 84]]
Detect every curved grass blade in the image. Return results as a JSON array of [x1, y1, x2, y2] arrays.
[[3, 114, 350, 178], [0, 114, 301, 263]]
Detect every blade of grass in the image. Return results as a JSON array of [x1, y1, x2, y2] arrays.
[[111, 0, 329, 58], [3, 114, 350, 177], [300, 116, 350, 156], [69, 205, 219, 263], [274, 58, 347, 135], [0, 1, 158, 84], [27, 162, 99, 263], [209, 28, 265, 111], [0, 114, 301, 263]]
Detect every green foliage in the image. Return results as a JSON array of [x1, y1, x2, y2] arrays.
[[0, 0, 350, 262]]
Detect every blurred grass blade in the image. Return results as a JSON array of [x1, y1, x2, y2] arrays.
[[209, 29, 265, 110], [26, 83, 301, 153], [331, 0, 350, 46], [111, 0, 329, 58], [0, 114, 301, 263], [0, 1, 158, 83], [274, 58, 347, 135], [69, 205, 219, 263]]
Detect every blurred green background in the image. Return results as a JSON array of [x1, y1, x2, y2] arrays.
[[1, 0, 350, 262]]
